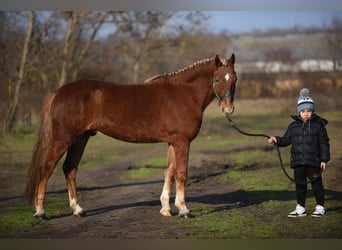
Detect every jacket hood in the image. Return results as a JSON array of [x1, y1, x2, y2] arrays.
[[291, 113, 328, 125]]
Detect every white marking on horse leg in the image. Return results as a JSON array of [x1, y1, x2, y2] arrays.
[[34, 177, 48, 218], [160, 186, 172, 216], [172, 141, 190, 217], [175, 181, 190, 216], [160, 169, 173, 216], [70, 198, 84, 216], [34, 205, 45, 218], [68, 191, 84, 216], [34, 183, 46, 219]]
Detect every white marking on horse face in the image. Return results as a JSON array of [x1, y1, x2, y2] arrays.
[[225, 73, 230, 81]]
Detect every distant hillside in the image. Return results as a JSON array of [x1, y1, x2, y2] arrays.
[[224, 29, 341, 110], [227, 31, 330, 62]]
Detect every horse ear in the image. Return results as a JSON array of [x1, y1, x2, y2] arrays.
[[214, 54, 222, 66], [229, 53, 235, 65]]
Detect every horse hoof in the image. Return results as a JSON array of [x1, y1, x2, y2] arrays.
[[179, 213, 193, 219], [74, 211, 86, 218], [34, 213, 47, 220], [160, 210, 172, 217]]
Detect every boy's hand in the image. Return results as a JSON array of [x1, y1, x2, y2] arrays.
[[320, 162, 327, 170], [267, 136, 277, 144]]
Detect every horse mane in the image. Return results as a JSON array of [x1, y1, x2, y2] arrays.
[[144, 57, 214, 83]]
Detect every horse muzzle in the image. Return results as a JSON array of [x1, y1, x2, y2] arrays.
[[221, 106, 235, 117]]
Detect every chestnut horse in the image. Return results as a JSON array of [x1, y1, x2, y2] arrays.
[[26, 54, 237, 219]]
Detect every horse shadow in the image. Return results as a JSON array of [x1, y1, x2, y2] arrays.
[[47, 184, 342, 220], [0, 179, 163, 203], [187, 189, 342, 214], [2, 178, 341, 220]]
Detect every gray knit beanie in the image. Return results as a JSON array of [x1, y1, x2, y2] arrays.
[[297, 88, 315, 113]]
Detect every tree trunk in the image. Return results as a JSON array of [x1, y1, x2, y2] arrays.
[[2, 11, 35, 133], [58, 11, 80, 87], [70, 13, 109, 80]]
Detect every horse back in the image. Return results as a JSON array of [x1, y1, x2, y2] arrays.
[[51, 79, 203, 143]]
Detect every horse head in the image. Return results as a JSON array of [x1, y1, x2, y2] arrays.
[[213, 53, 237, 117]]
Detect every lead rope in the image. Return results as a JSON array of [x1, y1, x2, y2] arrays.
[[225, 116, 322, 185]]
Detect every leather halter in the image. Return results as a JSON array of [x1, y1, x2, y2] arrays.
[[212, 76, 233, 100]]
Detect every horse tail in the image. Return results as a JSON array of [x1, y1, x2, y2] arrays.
[[25, 92, 55, 204]]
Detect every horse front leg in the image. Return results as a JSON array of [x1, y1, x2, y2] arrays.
[[174, 140, 191, 218], [63, 134, 90, 217], [160, 143, 176, 216]]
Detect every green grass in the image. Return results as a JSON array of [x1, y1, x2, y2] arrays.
[[122, 166, 162, 181], [0, 195, 69, 238], [170, 197, 342, 239], [164, 153, 341, 239], [218, 147, 292, 190], [119, 156, 167, 181], [174, 204, 279, 239], [135, 156, 167, 167]]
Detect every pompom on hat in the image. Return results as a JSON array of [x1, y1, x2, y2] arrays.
[[297, 88, 315, 113]]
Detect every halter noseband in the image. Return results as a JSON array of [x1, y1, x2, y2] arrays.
[[212, 76, 233, 101]]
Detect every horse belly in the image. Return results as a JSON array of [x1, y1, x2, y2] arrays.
[[94, 113, 168, 143]]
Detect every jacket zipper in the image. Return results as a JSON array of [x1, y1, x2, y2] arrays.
[[302, 123, 305, 164]]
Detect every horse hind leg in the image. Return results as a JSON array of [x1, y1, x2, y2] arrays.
[[63, 133, 90, 217], [34, 142, 70, 219]]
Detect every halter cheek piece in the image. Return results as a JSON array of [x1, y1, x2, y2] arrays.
[[212, 76, 233, 101]]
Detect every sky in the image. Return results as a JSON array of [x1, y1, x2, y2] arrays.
[[98, 11, 342, 38], [1, 0, 341, 12], [202, 11, 342, 33]]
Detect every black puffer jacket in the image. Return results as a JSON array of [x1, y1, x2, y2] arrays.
[[275, 114, 330, 169]]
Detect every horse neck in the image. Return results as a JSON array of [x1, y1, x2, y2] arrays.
[[171, 62, 216, 109]]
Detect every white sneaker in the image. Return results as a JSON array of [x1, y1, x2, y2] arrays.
[[312, 205, 325, 217], [288, 204, 307, 218]]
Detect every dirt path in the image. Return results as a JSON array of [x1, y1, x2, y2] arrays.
[[6, 144, 245, 239]]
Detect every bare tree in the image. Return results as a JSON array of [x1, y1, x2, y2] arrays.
[[326, 16, 342, 71], [325, 16, 342, 109], [112, 11, 174, 82], [167, 12, 209, 69], [2, 11, 35, 133], [58, 11, 85, 87], [58, 11, 111, 87], [107, 11, 209, 82], [70, 12, 111, 80]]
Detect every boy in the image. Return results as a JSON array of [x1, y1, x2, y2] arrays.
[[267, 88, 330, 217]]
